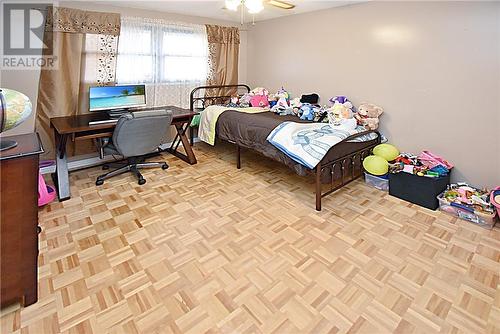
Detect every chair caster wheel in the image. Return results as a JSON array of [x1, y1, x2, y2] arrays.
[[96, 179, 104, 186], [161, 163, 169, 170], [138, 178, 146, 185], [102, 165, 109, 170]]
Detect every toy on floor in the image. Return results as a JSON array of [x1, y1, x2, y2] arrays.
[[363, 155, 389, 176], [355, 103, 383, 130], [418, 150, 454, 170], [373, 143, 399, 162], [38, 173, 56, 206], [390, 150, 452, 178], [491, 187, 500, 217], [442, 184, 495, 214]]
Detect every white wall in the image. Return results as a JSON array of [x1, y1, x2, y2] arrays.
[[247, 1, 500, 188]]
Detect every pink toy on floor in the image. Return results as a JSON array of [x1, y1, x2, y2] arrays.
[[38, 161, 57, 207], [38, 174, 56, 206], [491, 186, 500, 217]]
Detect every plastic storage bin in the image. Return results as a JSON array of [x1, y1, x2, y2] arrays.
[[365, 172, 389, 191], [437, 193, 497, 228]]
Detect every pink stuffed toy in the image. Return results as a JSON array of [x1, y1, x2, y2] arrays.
[[250, 94, 269, 107]]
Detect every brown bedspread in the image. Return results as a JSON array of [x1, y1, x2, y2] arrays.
[[215, 110, 379, 177]]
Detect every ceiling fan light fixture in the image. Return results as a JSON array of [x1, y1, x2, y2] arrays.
[[225, 0, 241, 11], [245, 0, 264, 14], [268, 0, 295, 10]]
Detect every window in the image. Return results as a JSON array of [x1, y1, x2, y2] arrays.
[[116, 18, 208, 84]]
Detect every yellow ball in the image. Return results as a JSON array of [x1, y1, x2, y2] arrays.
[[363, 155, 389, 176], [373, 144, 399, 161]]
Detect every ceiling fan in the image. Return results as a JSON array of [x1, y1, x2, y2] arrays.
[[225, 0, 295, 14]]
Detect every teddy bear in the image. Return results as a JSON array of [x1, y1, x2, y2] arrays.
[[355, 103, 383, 130]]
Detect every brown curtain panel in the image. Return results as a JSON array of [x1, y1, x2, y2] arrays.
[[36, 6, 120, 158], [205, 25, 240, 99]]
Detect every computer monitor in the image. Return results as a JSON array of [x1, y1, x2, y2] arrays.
[[89, 84, 146, 115]]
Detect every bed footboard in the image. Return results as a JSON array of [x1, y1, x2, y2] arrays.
[[315, 131, 381, 211]]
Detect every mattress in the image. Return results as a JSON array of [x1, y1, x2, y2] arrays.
[[215, 110, 379, 179]]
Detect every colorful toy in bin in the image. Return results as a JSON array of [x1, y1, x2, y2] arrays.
[[491, 187, 500, 217], [418, 151, 453, 170], [438, 184, 496, 228]]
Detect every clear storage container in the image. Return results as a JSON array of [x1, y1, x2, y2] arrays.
[[437, 193, 497, 228], [364, 172, 389, 191]]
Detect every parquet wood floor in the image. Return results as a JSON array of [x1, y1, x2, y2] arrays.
[[1, 142, 499, 334]]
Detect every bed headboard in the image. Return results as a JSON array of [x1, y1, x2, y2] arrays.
[[190, 84, 251, 111]]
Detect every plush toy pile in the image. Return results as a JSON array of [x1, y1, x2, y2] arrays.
[[441, 184, 495, 215], [389, 150, 453, 177], [227, 86, 385, 130]]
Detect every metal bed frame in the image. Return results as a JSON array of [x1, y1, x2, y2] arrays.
[[190, 84, 381, 211]]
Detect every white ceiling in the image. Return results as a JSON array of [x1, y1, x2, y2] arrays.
[[94, 1, 361, 23]]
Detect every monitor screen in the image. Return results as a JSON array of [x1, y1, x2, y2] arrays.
[[89, 84, 146, 112]]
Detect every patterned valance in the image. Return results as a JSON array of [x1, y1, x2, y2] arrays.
[[205, 25, 240, 45], [45, 6, 120, 36]]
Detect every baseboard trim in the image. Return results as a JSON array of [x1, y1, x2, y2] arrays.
[[40, 137, 200, 175]]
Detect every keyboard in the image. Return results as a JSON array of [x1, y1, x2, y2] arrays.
[[88, 119, 118, 126]]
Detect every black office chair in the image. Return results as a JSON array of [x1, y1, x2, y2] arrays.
[[96, 110, 173, 186]]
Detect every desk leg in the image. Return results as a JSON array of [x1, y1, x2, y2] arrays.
[[166, 121, 197, 165], [52, 131, 71, 201]]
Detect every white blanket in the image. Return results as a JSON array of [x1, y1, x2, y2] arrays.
[[267, 122, 377, 169]]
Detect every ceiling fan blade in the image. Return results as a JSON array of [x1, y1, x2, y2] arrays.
[[267, 0, 295, 10]]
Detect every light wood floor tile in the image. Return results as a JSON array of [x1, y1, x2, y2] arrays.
[[1, 142, 499, 333]]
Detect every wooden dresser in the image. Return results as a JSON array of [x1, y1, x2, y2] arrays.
[[0, 133, 43, 308]]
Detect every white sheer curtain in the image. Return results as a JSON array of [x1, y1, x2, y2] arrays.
[[116, 17, 208, 108]]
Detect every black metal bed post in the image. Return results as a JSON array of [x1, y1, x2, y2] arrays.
[[236, 145, 241, 169], [316, 164, 322, 211], [314, 130, 381, 211], [188, 84, 251, 146]]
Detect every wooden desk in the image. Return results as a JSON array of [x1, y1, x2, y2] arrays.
[[0, 133, 43, 308], [50, 106, 198, 201]]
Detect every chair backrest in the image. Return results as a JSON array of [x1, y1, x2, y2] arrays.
[[112, 110, 173, 158]]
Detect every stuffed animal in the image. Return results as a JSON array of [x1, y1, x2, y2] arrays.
[[355, 103, 383, 130], [250, 94, 269, 107], [299, 103, 316, 121], [289, 97, 301, 114], [329, 96, 355, 114], [301, 93, 319, 105], [327, 103, 357, 130], [239, 93, 252, 107], [275, 87, 289, 108], [251, 87, 269, 97]]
